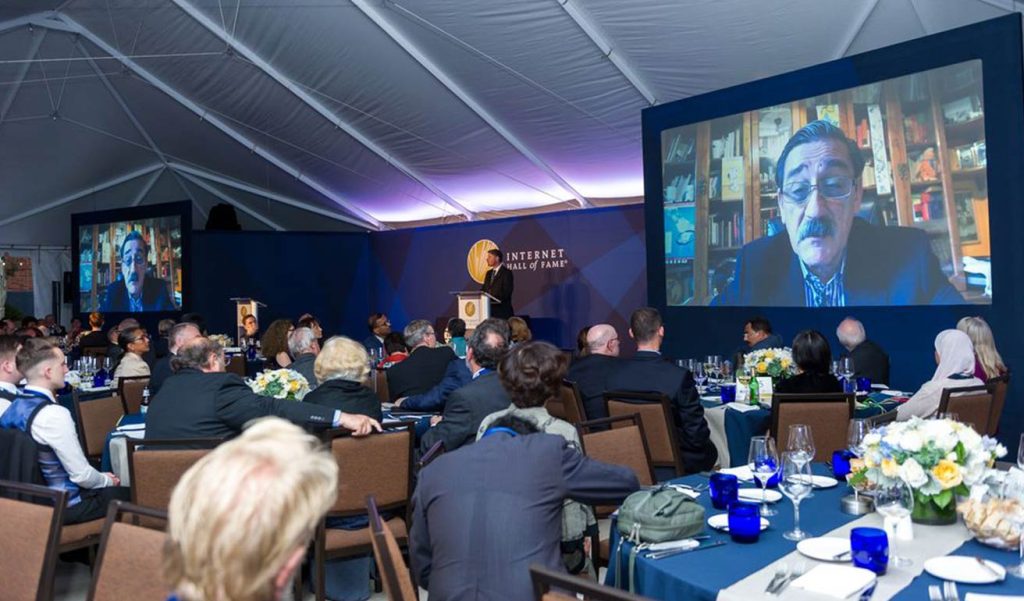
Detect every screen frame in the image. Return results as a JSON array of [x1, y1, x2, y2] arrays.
[[70, 200, 192, 319], [642, 14, 1024, 311]]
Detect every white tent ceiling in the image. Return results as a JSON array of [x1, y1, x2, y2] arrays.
[[0, 0, 1016, 243]]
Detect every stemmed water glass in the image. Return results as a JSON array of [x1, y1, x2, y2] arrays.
[[707, 355, 722, 383], [874, 480, 915, 567], [1018, 433, 1024, 471], [848, 419, 871, 457], [721, 360, 733, 383], [840, 357, 855, 391], [748, 435, 780, 517], [780, 451, 813, 541], [787, 424, 816, 466], [694, 363, 707, 394]]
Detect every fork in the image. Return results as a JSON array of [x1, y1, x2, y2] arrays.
[[943, 581, 960, 601], [764, 564, 789, 594], [928, 584, 944, 601]]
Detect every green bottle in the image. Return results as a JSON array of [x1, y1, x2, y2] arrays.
[[749, 376, 759, 405]]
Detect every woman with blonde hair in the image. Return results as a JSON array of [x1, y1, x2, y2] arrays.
[[303, 336, 382, 422], [957, 316, 1007, 381], [508, 316, 532, 346]]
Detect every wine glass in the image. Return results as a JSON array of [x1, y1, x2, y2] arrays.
[[780, 452, 813, 541], [847, 419, 871, 457], [840, 357, 855, 389], [748, 435, 779, 517], [721, 360, 733, 383], [874, 480, 914, 567], [693, 363, 707, 394], [786, 424, 816, 466], [1018, 433, 1024, 471], [1007, 505, 1024, 578]]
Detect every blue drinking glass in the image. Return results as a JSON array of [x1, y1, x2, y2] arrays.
[[850, 527, 889, 575], [719, 383, 736, 403], [832, 450, 853, 479], [856, 377, 872, 392], [710, 473, 739, 509], [728, 502, 761, 543]]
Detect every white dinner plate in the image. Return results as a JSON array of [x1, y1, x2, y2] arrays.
[[738, 488, 782, 503], [707, 513, 769, 532], [809, 475, 839, 489], [923, 556, 1006, 584], [796, 537, 851, 562]]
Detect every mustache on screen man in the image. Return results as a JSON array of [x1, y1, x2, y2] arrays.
[[99, 230, 176, 313], [713, 120, 964, 307]]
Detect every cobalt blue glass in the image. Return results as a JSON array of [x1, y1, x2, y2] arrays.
[[856, 377, 872, 392], [719, 383, 736, 403], [92, 368, 106, 388], [727, 502, 761, 543], [753, 457, 781, 488], [832, 450, 853, 479], [710, 473, 739, 509], [850, 527, 889, 575]]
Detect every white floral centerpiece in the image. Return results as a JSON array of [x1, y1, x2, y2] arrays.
[[246, 369, 310, 401], [848, 417, 1007, 524], [743, 347, 795, 380], [64, 370, 81, 389], [209, 334, 234, 349]]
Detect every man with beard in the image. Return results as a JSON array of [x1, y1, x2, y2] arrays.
[[100, 231, 175, 312], [713, 120, 962, 307]]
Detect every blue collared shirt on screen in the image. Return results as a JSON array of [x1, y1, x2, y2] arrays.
[[801, 256, 846, 307]]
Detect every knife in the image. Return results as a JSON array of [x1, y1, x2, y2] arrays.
[[648, 540, 727, 560], [974, 556, 1005, 581]]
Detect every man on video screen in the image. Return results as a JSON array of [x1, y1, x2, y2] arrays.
[[100, 231, 175, 312], [713, 120, 964, 307]]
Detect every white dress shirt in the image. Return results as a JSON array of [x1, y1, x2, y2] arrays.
[[23, 385, 112, 489], [0, 380, 16, 415]]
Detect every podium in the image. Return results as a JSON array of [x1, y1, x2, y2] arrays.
[[230, 297, 266, 345], [450, 291, 496, 330]]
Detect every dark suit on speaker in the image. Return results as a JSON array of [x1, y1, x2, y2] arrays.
[[605, 350, 717, 473], [846, 339, 890, 386], [481, 265, 514, 319], [419, 371, 510, 455], [145, 368, 336, 440], [386, 346, 457, 401], [100, 276, 176, 312], [566, 353, 623, 421]]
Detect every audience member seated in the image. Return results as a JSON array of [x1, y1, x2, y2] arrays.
[[837, 317, 890, 386], [386, 320, 457, 401], [2, 318, 17, 335], [393, 355, 471, 412], [362, 312, 391, 354], [606, 307, 718, 473], [897, 329, 984, 420], [419, 318, 510, 455], [508, 316, 532, 347], [287, 327, 320, 390], [150, 322, 201, 396], [146, 337, 380, 440], [575, 325, 591, 359], [105, 317, 140, 369], [477, 341, 597, 575], [566, 323, 622, 420], [112, 326, 152, 385], [303, 336, 382, 422], [164, 418, 338, 601], [298, 315, 324, 340], [958, 316, 1008, 381], [377, 332, 408, 369], [180, 312, 207, 335], [78, 311, 108, 350], [775, 330, 843, 394], [155, 318, 175, 359], [261, 319, 294, 368], [411, 414, 639, 600], [67, 318, 83, 344], [744, 316, 784, 351], [0, 338, 129, 523], [42, 314, 65, 337], [0, 335, 23, 413], [445, 317, 467, 358]]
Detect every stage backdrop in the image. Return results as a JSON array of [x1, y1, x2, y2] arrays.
[[369, 205, 646, 350]]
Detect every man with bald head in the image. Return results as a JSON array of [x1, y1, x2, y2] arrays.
[[566, 324, 623, 421], [836, 317, 890, 386]]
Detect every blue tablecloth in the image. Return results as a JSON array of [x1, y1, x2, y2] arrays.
[[604, 464, 1024, 600]]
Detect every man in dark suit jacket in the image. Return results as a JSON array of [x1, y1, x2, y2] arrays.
[[712, 120, 963, 308], [410, 415, 639, 601], [837, 317, 891, 386], [145, 337, 379, 441], [362, 312, 390, 355], [395, 357, 471, 412], [481, 248, 514, 319], [386, 320, 457, 401], [149, 322, 201, 396], [605, 307, 717, 473], [566, 324, 622, 420], [419, 318, 510, 455], [100, 230, 176, 312]]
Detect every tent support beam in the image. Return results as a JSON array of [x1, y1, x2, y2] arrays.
[[169, 162, 367, 228], [352, 0, 593, 209], [0, 28, 46, 126], [131, 167, 165, 206], [0, 163, 163, 227], [555, 0, 657, 105], [974, 0, 1016, 11], [169, 0, 476, 221], [178, 171, 285, 231], [834, 0, 881, 59], [41, 13, 381, 231], [0, 13, 75, 36]]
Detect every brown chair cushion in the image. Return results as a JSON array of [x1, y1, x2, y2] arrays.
[[78, 396, 123, 457], [607, 401, 674, 466], [325, 517, 407, 552], [119, 378, 150, 415], [92, 522, 171, 601], [946, 393, 993, 434], [775, 401, 850, 462], [331, 430, 411, 513], [582, 426, 654, 487], [60, 518, 104, 545], [0, 496, 57, 601], [132, 449, 212, 511]]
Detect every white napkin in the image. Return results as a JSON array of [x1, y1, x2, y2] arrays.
[[727, 402, 761, 413], [719, 465, 754, 481], [663, 484, 701, 499], [965, 595, 1024, 601], [789, 565, 875, 599], [646, 538, 700, 552]]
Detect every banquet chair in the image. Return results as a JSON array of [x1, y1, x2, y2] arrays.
[[985, 373, 1010, 436], [770, 393, 855, 462], [225, 355, 246, 378], [73, 394, 123, 463], [313, 424, 414, 601], [546, 380, 586, 425], [578, 415, 655, 567], [530, 564, 650, 601], [367, 495, 418, 601], [127, 439, 221, 518], [866, 410, 898, 428], [87, 501, 169, 601], [0, 480, 65, 601], [375, 369, 389, 404], [938, 385, 993, 433], [116, 376, 150, 415], [603, 391, 685, 478]]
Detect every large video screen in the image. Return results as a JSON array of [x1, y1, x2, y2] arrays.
[[77, 214, 184, 313], [661, 60, 990, 307]]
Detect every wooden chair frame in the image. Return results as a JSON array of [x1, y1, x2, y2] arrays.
[[0, 480, 65, 601], [367, 495, 418, 601], [86, 501, 169, 601], [116, 376, 150, 415], [602, 390, 686, 477], [769, 392, 855, 447], [985, 373, 1010, 436], [126, 438, 223, 508], [416, 440, 445, 471], [938, 384, 993, 432], [72, 392, 123, 463]]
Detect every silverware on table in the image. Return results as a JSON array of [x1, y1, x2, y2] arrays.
[[928, 584, 944, 601], [764, 564, 789, 594], [858, 583, 877, 601], [647, 540, 727, 560], [831, 549, 852, 561], [772, 564, 807, 595], [943, 580, 960, 601], [974, 556, 1004, 580]]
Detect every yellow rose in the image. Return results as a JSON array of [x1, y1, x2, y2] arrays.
[[756, 361, 768, 373], [932, 459, 963, 490], [849, 458, 866, 473], [881, 458, 900, 478], [781, 358, 792, 369], [289, 380, 300, 392], [764, 351, 775, 360]]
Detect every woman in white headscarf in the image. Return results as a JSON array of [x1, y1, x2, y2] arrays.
[[897, 329, 983, 420]]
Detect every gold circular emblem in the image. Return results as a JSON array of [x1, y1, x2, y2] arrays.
[[466, 239, 498, 284], [465, 302, 476, 317]]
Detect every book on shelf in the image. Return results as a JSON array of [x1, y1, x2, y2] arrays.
[[942, 96, 983, 125], [912, 186, 945, 222], [664, 173, 695, 203], [856, 118, 870, 148], [665, 133, 696, 163], [709, 211, 742, 249], [862, 159, 876, 188], [721, 156, 744, 201], [949, 141, 986, 171]]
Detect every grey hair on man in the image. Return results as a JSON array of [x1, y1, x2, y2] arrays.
[[168, 322, 201, 354], [836, 317, 867, 351], [288, 327, 318, 357], [171, 337, 224, 373], [404, 319, 434, 349]]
